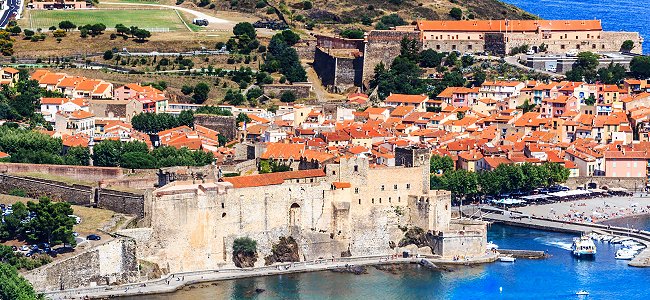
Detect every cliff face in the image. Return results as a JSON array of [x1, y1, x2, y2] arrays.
[[264, 236, 300, 265]]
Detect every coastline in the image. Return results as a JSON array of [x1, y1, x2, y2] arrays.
[[44, 253, 498, 299]]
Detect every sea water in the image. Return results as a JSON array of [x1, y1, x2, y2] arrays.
[[127, 222, 650, 299], [502, 0, 650, 53]]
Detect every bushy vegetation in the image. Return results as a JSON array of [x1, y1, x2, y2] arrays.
[[233, 237, 257, 256], [430, 155, 570, 203], [261, 30, 307, 83], [0, 262, 44, 299], [195, 106, 233, 116], [0, 197, 76, 247], [92, 140, 214, 169], [130, 111, 194, 133], [259, 160, 291, 174], [0, 126, 89, 165]]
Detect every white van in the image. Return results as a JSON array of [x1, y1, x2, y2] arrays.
[[566, 49, 579, 57], [526, 49, 535, 55]]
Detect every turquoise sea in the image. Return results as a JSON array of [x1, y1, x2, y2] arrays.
[[502, 0, 650, 53], [129, 215, 650, 299]]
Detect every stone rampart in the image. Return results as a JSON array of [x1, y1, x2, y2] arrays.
[[0, 173, 93, 205], [0, 163, 123, 182], [193, 114, 237, 140], [262, 83, 313, 99], [24, 238, 138, 292], [362, 30, 420, 86], [97, 188, 146, 218]]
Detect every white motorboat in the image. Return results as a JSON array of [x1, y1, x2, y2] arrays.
[[615, 249, 636, 260], [611, 237, 632, 244], [621, 240, 640, 247], [625, 245, 646, 252], [576, 290, 589, 296], [486, 241, 499, 250], [498, 255, 516, 262], [572, 236, 597, 257], [601, 235, 614, 242]]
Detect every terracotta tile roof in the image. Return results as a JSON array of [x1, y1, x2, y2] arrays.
[[482, 156, 513, 169], [605, 150, 648, 159], [417, 20, 602, 32], [390, 105, 415, 117], [3, 67, 19, 74], [76, 80, 100, 91], [41, 97, 67, 105], [69, 110, 94, 119], [222, 169, 326, 188], [61, 134, 89, 147], [0, 151, 10, 158], [385, 94, 428, 104], [261, 143, 305, 159], [332, 182, 351, 189]]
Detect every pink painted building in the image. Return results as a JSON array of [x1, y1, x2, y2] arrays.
[[604, 150, 648, 178]]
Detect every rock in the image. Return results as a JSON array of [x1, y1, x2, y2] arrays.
[[418, 259, 437, 270], [331, 265, 367, 275], [255, 288, 265, 293], [373, 264, 406, 274], [398, 227, 433, 248], [418, 246, 432, 255], [340, 249, 352, 257], [264, 236, 300, 266], [233, 252, 257, 268]]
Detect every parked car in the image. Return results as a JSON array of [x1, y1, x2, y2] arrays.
[[54, 246, 75, 254], [86, 234, 101, 241], [19, 245, 29, 251]]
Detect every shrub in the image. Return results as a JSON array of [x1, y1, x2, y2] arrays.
[[233, 237, 257, 255]]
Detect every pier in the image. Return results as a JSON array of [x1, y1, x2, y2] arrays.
[[466, 205, 650, 267]]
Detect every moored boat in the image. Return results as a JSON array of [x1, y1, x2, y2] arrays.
[[615, 248, 636, 260], [572, 236, 596, 257], [498, 255, 516, 262]]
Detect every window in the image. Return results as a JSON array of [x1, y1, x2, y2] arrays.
[[359, 199, 361, 205], [381, 185, 385, 191], [354, 188, 359, 194], [613, 162, 616, 168], [592, 44, 596, 49], [221, 203, 225, 209], [436, 45, 441, 50], [393, 184, 398, 190], [379, 198, 382, 204], [467, 45, 472, 50], [561, 45, 565, 49], [452, 45, 457, 50], [332, 171, 336, 175], [398, 197, 401, 202], [354, 165, 359, 172], [389, 197, 392, 203], [372, 198, 375, 204]]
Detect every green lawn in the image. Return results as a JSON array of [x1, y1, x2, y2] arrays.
[[28, 9, 186, 31]]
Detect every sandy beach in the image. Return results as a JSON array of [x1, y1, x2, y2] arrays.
[[515, 194, 650, 225]]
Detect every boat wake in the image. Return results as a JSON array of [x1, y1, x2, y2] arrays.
[[535, 237, 573, 250]]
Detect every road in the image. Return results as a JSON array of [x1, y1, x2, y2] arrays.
[[0, 0, 21, 28], [101, 2, 231, 25], [503, 54, 562, 77]]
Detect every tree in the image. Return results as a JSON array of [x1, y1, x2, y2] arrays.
[[236, 112, 252, 124], [64, 146, 90, 166], [281, 30, 300, 46], [430, 155, 454, 174], [375, 13, 405, 29], [0, 263, 43, 300], [302, 0, 313, 9], [621, 40, 635, 52], [419, 49, 443, 68], [461, 55, 475, 68], [103, 50, 113, 60], [449, 8, 463, 20], [584, 95, 596, 106], [120, 152, 157, 169], [178, 110, 194, 127], [596, 63, 626, 84], [58, 21, 77, 31], [280, 91, 296, 103], [630, 56, 650, 79], [23, 29, 34, 38], [89, 23, 106, 35], [0, 202, 27, 241], [115, 23, 130, 36], [233, 22, 256, 40], [340, 29, 364, 39], [52, 29, 66, 38], [441, 169, 477, 202], [192, 82, 210, 104], [246, 87, 263, 101], [472, 70, 486, 86], [224, 89, 245, 106], [181, 85, 194, 95], [23, 197, 76, 246], [133, 28, 151, 42], [92, 140, 122, 167]]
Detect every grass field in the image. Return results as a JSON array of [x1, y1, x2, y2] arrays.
[[27, 9, 187, 31]]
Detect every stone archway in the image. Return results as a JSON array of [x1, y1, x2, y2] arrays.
[[289, 203, 301, 227]]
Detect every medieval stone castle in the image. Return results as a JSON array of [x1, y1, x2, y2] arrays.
[[118, 152, 486, 273], [314, 19, 643, 91]]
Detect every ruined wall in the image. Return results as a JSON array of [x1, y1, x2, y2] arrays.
[[0, 173, 93, 205], [362, 30, 420, 86], [313, 48, 337, 86], [316, 35, 364, 51], [262, 83, 313, 99], [0, 163, 123, 182], [24, 238, 138, 292], [193, 114, 237, 140]]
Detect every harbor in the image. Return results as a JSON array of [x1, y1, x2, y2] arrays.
[[466, 198, 650, 267]]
